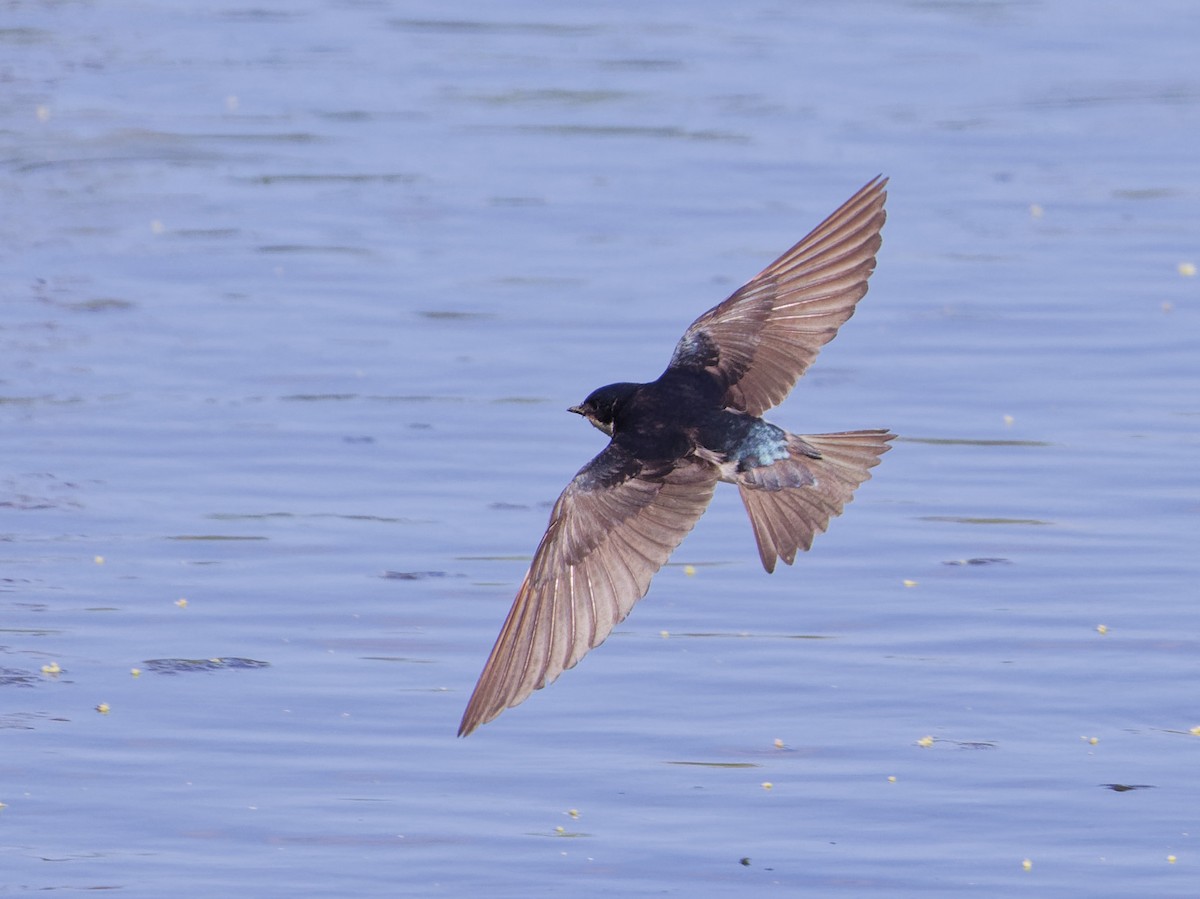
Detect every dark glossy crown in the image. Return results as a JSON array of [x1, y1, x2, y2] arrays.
[[580, 382, 639, 425]]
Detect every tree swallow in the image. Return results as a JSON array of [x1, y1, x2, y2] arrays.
[[460, 177, 893, 736]]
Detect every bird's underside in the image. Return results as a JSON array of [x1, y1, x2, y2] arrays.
[[459, 176, 892, 736]]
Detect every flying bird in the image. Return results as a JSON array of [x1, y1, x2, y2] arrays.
[[459, 177, 893, 736]]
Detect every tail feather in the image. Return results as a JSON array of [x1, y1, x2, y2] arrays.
[[737, 429, 893, 572]]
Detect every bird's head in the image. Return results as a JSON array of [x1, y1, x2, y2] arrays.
[[568, 382, 639, 437]]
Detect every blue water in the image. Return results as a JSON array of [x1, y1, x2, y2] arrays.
[[3, 2, 1199, 895]]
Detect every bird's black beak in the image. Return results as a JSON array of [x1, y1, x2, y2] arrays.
[[567, 405, 584, 416]]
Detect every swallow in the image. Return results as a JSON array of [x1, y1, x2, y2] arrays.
[[459, 176, 893, 736]]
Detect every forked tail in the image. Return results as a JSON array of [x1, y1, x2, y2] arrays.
[[737, 429, 893, 572]]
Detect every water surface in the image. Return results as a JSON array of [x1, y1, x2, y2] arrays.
[[3, 1, 1199, 895]]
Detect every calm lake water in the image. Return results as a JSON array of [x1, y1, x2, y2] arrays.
[[3, 1, 1199, 896]]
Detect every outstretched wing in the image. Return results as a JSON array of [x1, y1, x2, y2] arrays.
[[668, 176, 887, 417], [459, 446, 718, 736]]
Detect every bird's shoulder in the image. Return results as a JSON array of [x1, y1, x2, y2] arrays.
[[571, 440, 645, 492]]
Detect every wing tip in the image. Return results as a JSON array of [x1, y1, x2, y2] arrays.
[[458, 693, 491, 737]]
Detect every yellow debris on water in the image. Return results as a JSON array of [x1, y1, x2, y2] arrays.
[[903, 579, 918, 588], [1003, 414, 1014, 426], [175, 598, 188, 608], [1189, 725, 1200, 736], [1179, 262, 1196, 277], [684, 564, 696, 577], [773, 738, 784, 749], [887, 775, 897, 783], [1022, 858, 1033, 871], [1029, 204, 1044, 219], [917, 735, 934, 748], [131, 668, 142, 677], [1168, 855, 1177, 864], [659, 630, 670, 639], [93, 555, 105, 565], [761, 782, 773, 791], [568, 809, 580, 819], [95, 703, 110, 714], [41, 661, 61, 675], [1096, 624, 1108, 635]]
